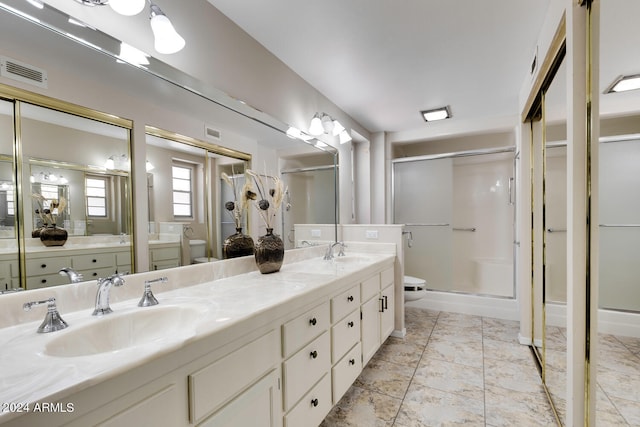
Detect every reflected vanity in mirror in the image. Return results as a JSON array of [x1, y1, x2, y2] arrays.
[[146, 127, 250, 269], [0, 90, 134, 291]]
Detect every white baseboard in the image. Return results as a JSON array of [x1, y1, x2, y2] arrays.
[[405, 290, 520, 321], [547, 303, 640, 338]]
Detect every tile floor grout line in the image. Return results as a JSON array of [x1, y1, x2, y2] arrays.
[[390, 311, 439, 426]]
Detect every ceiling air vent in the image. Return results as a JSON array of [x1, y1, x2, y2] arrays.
[[0, 56, 48, 89], [204, 125, 221, 141]]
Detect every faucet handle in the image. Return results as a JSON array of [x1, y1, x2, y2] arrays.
[[138, 277, 168, 307], [23, 297, 68, 333], [337, 242, 347, 257]]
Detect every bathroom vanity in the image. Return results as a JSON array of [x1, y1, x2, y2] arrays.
[[0, 244, 397, 427]]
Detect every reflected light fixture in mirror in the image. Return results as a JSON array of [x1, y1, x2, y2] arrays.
[[605, 74, 640, 93]]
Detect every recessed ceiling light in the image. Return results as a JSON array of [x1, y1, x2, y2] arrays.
[[421, 106, 452, 122], [605, 74, 640, 93]]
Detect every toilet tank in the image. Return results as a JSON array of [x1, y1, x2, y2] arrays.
[[189, 239, 206, 261]]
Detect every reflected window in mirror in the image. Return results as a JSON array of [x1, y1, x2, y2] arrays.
[[172, 163, 194, 219]]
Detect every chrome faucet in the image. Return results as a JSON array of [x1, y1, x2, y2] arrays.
[[324, 241, 347, 260], [93, 273, 125, 316], [59, 267, 83, 284], [138, 276, 167, 307], [23, 297, 68, 333]]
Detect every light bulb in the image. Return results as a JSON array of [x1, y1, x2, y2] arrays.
[[309, 114, 323, 136], [339, 130, 352, 144], [110, 0, 145, 16], [150, 6, 185, 54], [321, 114, 334, 134], [332, 120, 345, 136]]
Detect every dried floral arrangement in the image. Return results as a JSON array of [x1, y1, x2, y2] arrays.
[[221, 171, 252, 229], [32, 193, 67, 227], [246, 169, 285, 230]]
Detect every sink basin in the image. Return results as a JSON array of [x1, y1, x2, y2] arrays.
[[332, 255, 374, 264], [43, 305, 206, 357]]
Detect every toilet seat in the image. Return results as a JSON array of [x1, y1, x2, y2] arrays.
[[404, 275, 426, 291]]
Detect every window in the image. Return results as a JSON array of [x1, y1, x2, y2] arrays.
[[86, 176, 108, 217], [172, 164, 193, 217]]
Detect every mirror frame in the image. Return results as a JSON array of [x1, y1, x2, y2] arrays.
[[0, 82, 135, 288]]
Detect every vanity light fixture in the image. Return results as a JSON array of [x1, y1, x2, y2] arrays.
[[421, 106, 452, 122], [71, 0, 185, 54], [308, 112, 352, 144], [145, 160, 155, 171], [605, 74, 640, 93], [149, 2, 185, 54]]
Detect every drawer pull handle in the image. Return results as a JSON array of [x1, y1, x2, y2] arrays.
[[92, 259, 97, 263], [379, 297, 384, 313], [92, 272, 98, 277], [309, 317, 317, 326], [347, 295, 354, 302], [41, 264, 46, 269], [41, 279, 47, 284], [349, 358, 356, 365], [348, 321, 354, 328], [311, 398, 319, 407], [310, 350, 318, 359], [384, 295, 388, 310]]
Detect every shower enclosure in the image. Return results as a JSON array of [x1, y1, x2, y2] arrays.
[[393, 149, 516, 298]]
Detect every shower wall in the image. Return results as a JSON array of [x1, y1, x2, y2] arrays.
[[394, 152, 514, 297]]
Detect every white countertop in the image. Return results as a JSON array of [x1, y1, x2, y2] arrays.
[[0, 248, 394, 421]]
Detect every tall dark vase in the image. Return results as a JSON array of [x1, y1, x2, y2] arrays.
[[254, 228, 284, 274], [40, 225, 68, 247], [222, 228, 255, 259]]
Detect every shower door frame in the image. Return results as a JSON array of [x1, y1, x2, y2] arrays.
[[392, 146, 517, 299]]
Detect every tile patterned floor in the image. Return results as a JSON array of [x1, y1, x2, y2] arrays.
[[320, 307, 558, 426], [545, 325, 640, 426]]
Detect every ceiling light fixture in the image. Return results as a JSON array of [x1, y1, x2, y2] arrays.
[[149, 3, 185, 54], [110, 0, 144, 16], [309, 112, 352, 144], [605, 74, 640, 93], [421, 106, 452, 122]]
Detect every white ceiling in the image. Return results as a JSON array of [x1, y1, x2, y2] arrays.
[[207, 0, 640, 137], [207, 0, 550, 134]]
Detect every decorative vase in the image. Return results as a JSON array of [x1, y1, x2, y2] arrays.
[[32, 225, 47, 238], [254, 228, 284, 274], [222, 227, 255, 259], [40, 225, 68, 247]]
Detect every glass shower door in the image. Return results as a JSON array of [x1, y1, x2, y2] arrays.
[[394, 158, 453, 291]]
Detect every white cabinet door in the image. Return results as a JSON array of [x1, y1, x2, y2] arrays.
[[380, 284, 395, 341], [199, 370, 282, 427], [361, 296, 381, 366]]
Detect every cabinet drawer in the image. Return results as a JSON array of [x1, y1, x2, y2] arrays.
[[151, 247, 180, 261], [282, 301, 329, 358], [151, 259, 179, 271], [332, 344, 362, 403], [189, 329, 279, 424], [331, 284, 360, 323], [381, 267, 394, 288], [284, 374, 331, 427], [25, 256, 72, 276], [72, 252, 115, 270], [79, 266, 117, 281], [331, 309, 360, 363], [360, 274, 380, 302], [283, 331, 330, 411], [26, 273, 70, 289], [116, 250, 131, 266]]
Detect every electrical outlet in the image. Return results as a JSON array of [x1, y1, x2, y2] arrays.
[[311, 229, 321, 237], [365, 230, 379, 239]]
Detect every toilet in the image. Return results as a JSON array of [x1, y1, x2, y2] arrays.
[[189, 239, 218, 263], [404, 275, 427, 301]]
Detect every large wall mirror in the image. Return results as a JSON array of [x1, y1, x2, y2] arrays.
[[0, 0, 339, 291]]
